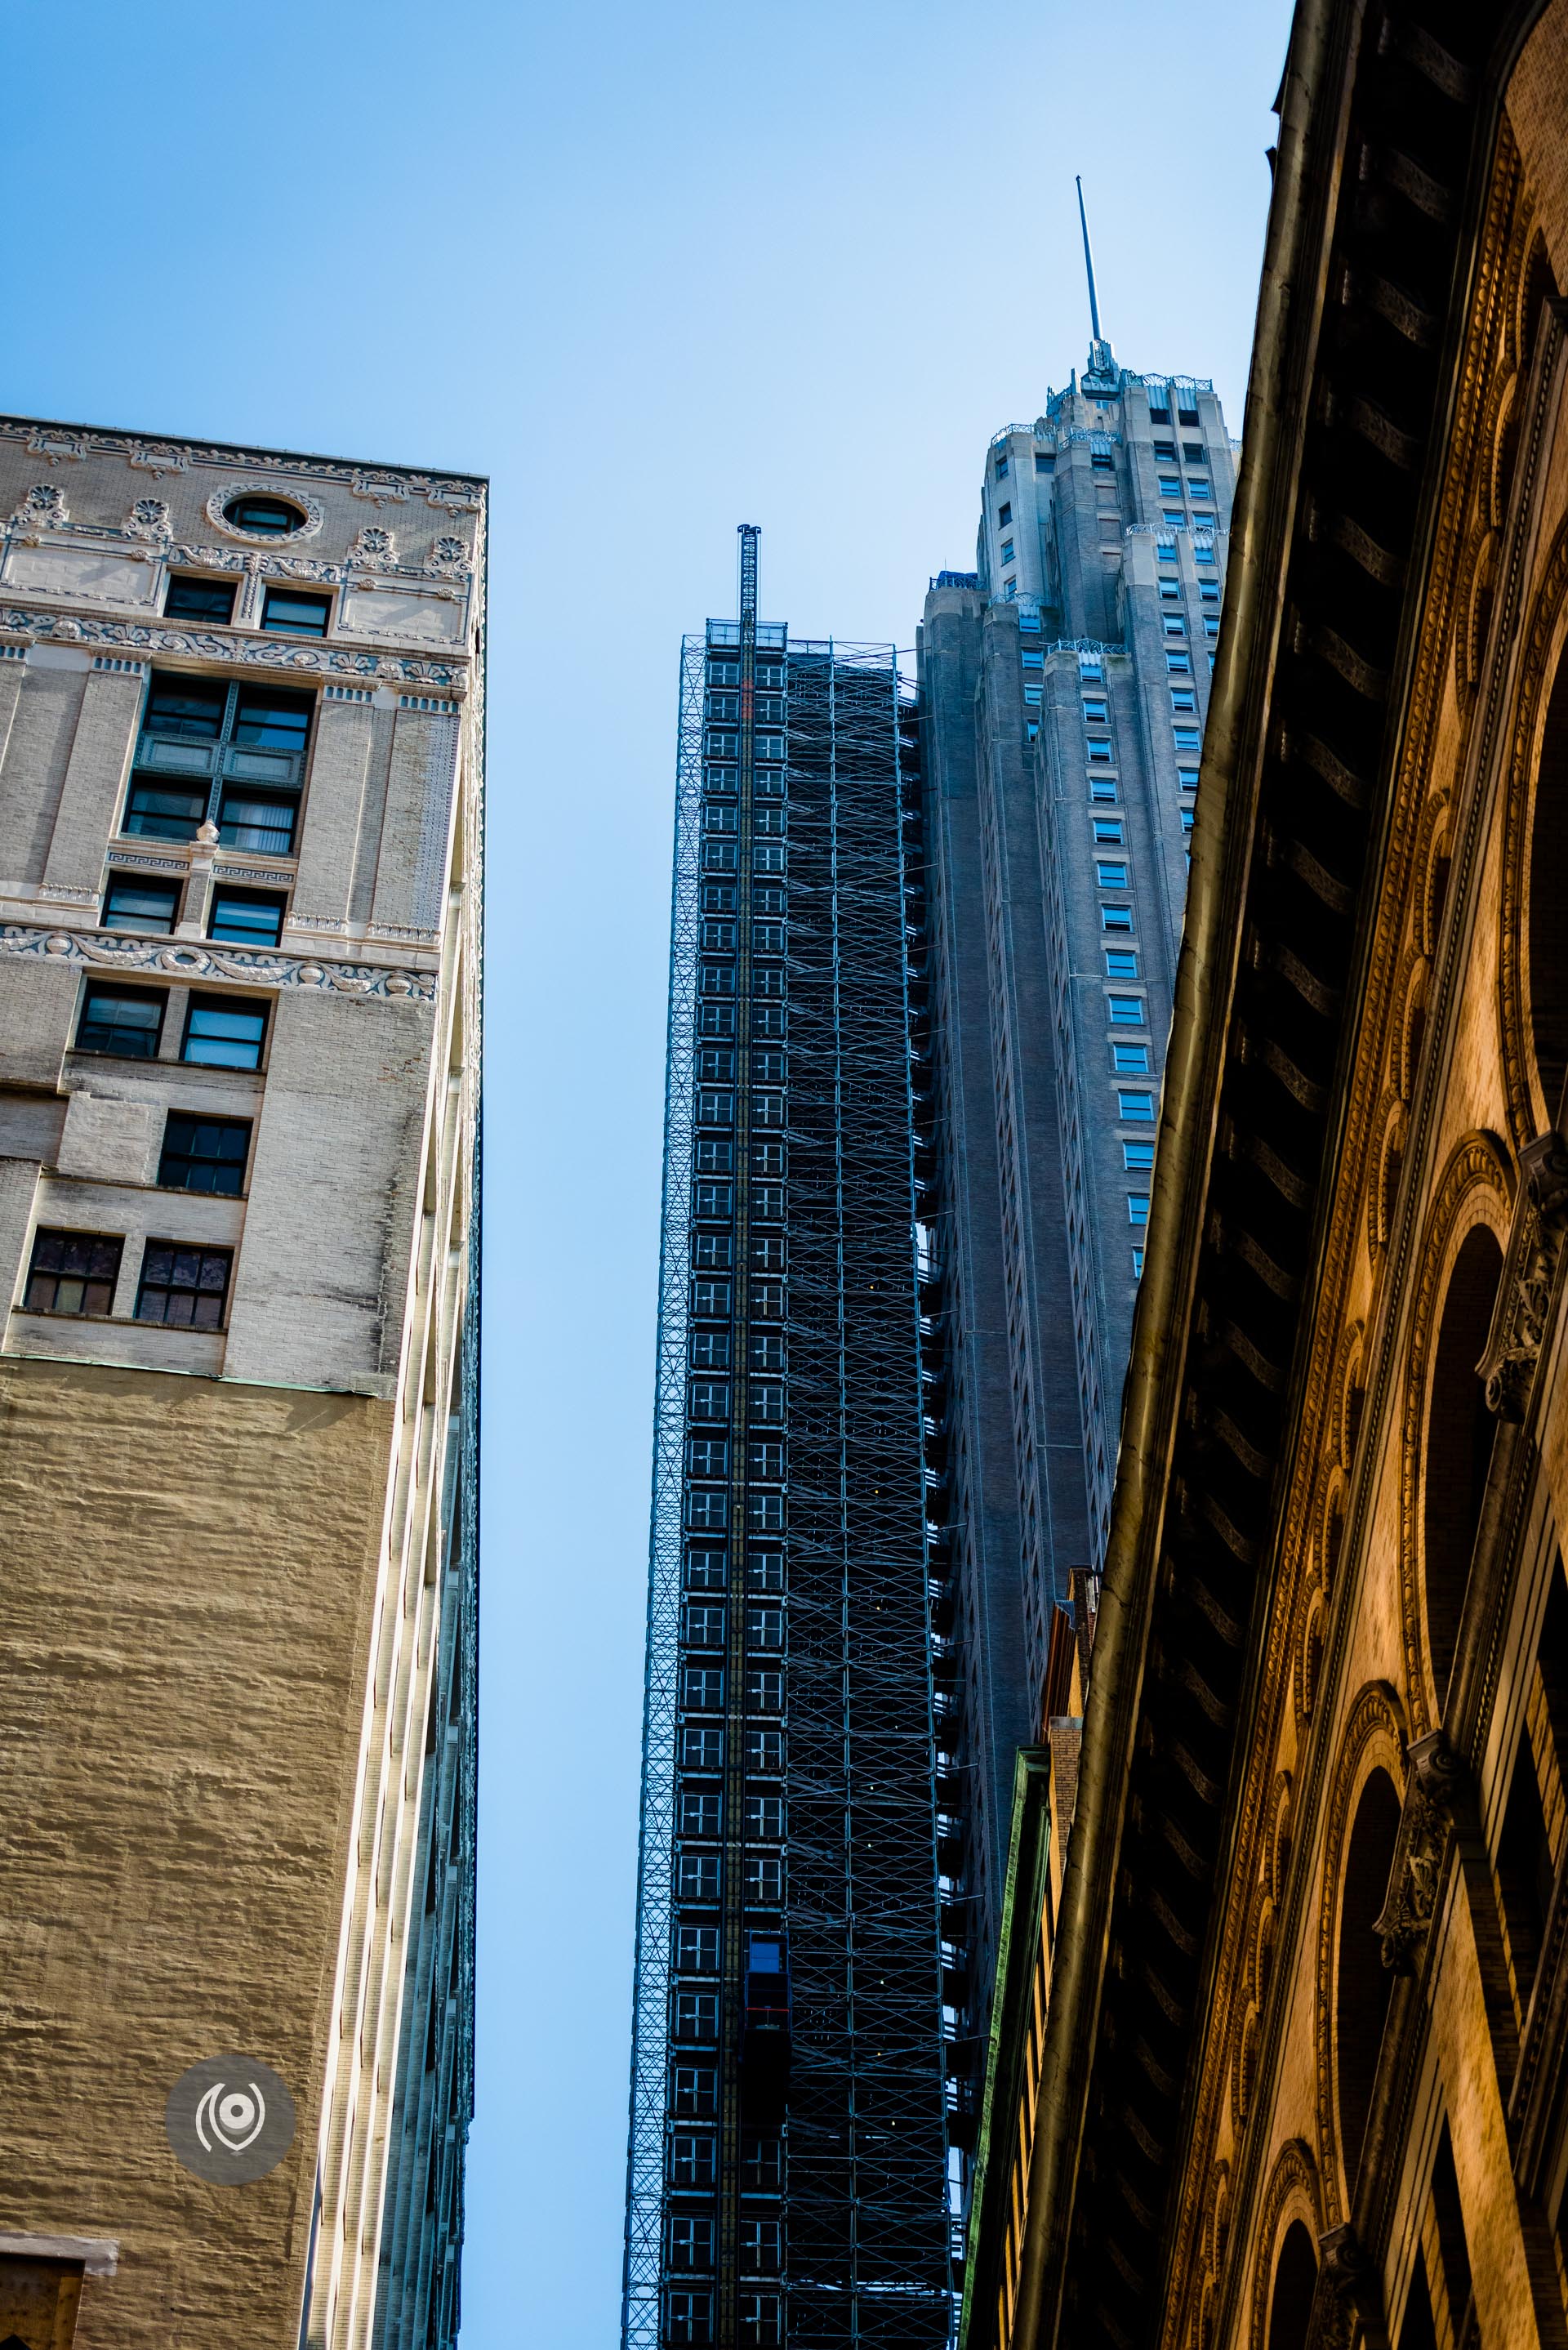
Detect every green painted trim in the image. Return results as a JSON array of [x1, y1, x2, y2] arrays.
[[959, 1746, 1053, 2350]]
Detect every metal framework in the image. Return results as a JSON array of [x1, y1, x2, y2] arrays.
[[624, 533, 951, 2347]]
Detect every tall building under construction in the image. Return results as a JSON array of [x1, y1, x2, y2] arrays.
[[623, 531, 951, 2347], [0, 416, 482, 2350]]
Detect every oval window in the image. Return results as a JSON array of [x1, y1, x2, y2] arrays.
[[224, 493, 307, 537]]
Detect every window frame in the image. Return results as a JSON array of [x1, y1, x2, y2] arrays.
[[157, 1112, 253, 1197], [23, 1227, 124, 1319], [125, 671, 314, 859], [76, 981, 165, 1059], [102, 872, 180, 935], [134, 1240, 234, 1331], [207, 887, 287, 949], [181, 992, 270, 1072], [163, 573, 238, 625]]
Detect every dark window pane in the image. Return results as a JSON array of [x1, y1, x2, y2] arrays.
[[136, 1243, 233, 1327], [164, 575, 237, 624], [183, 998, 267, 1070], [224, 494, 305, 536], [217, 791, 296, 856], [103, 877, 180, 934], [158, 1114, 250, 1196], [261, 589, 331, 637], [207, 891, 284, 948], [78, 987, 163, 1058], [122, 780, 206, 841], [232, 688, 312, 751], [143, 678, 226, 738], [25, 1228, 122, 1316]]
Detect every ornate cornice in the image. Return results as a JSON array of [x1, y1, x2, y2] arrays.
[[0, 604, 466, 689], [0, 922, 436, 1002], [0, 417, 485, 510]]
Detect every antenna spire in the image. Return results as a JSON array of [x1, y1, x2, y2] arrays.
[[1076, 176, 1115, 377]]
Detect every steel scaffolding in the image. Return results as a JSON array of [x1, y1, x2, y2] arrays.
[[624, 535, 951, 2348]]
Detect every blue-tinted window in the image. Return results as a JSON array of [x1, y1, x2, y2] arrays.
[[183, 996, 267, 1070], [1128, 1195, 1150, 1224], [104, 875, 180, 934], [164, 574, 237, 625], [1101, 905, 1134, 933], [1112, 1043, 1150, 1073], [78, 984, 163, 1058], [261, 586, 331, 637], [1117, 1089, 1155, 1121], [1105, 949, 1138, 978], [208, 889, 285, 949], [1107, 993, 1143, 1024], [1123, 1139, 1155, 1170]]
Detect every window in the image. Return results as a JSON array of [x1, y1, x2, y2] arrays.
[[1174, 727, 1201, 752], [261, 596, 331, 644], [1105, 949, 1139, 978], [1117, 1090, 1156, 1121], [1132, 1246, 1145, 1278], [683, 1665, 725, 1711], [1082, 697, 1108, 724], [675, 1992, 719, 2043], [128, 676, 312, 856], [671, 2134, 716, 2190], [1107, 993, 1143, 1024], [1004, 580, 1018, 602], [1178, 767, 1200, 792], [1166, 653, 1192, 676], [1089, 777, 1119, 805], [1163, 618, 1187, 639], [1000, 539, 1014, 565], [746, 1794, 785, 1839], [745, 1854, 783, 1902], [1035, 451, 1054, 472], [671, 2064, 718, 2116], [741, 2218, 782, 2274], [666, 2291, 714, 2345], [1018, 605, 1040, 631], [1163, 509, 1185, 525], [747, 1550, 784, 1593], [158, 1113, 251, 1195], [1087, 738, 1113, 763], [680, 1787, 723, 1839], [1183, 442, 1205, 463], [222, 493, 306, 537], [1159, 577, 1182, 603], [1123, 1139, 1155, 1170], [77, 983, 163, 1059], [1095, 861, 1129, 888], [24, 1229, 122, 1318], [692, 1234, 733, 1273], [1156, 542, 1176, 564], [687, 1435, 728, 1477], [670, 2214, 715, 2270], [739, 2293, 782, 2346], [746, 1728, 783, 1773], [1092, 818, 1124, 844], [1177, 402, 1200, 426], [135, 1242, 233, 1329], [694, 1180, 733, 1219], [995, 451, 1009, 479], [1091, 450, 1113, 473], [684, 1545, 727, 1590], [1157, 476, 1182, 497], [997, 502, 1012, 527], [675, 1925, 720, 1978], [103, 875, 179, 934], [1102, 905, 1134, 932], [1204, 616, 1220, 639], [1152, 440, 1176, 462], [1021, 649, 1043, 671], [1148, 398, 1170, 424], [207, 888, 286, 948], [1079, 656, 1104, 683], [164, 573, 237, 624], [1189, 479, 1212, 500], [747, 1604, 785, 1652], [1181, 808, 1195, 833], [708, 659, 740, 686], [681, 1728, 723, 1771], [1128, 1194, 1151, 1224], [1112, 1043, 1150, 1073], [1200, 581, 1221, 603], [1023, 684, 1042, 707], [183, 995, 268, 1070]]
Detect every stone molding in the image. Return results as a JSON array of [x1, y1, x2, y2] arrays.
[[0, 921, 437, 1002], [0, 418, 484, 511], [0, 604, 465, 690], [205, 483, 325, 543]]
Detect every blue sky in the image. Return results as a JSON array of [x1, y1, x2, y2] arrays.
[[4, 2, 1290, 2338]]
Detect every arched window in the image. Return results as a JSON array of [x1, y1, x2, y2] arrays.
[[1423, 1225, 1503, 1697], [1336, 1767, 1402, 2189], [1266, 2218, 1318, 2350], [1530, 651, 1568, 1113]]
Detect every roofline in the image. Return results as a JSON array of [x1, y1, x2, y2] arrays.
[[0, 410, 490, 489]]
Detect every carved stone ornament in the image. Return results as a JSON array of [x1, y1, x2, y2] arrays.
[[425, 480, 483, 512], [1478, 1133, 1568, 1417], [207, 482, 324, 544], [9, 483, 69, 536], [128, 442, 189, 477], [1374, 1730, 1464, 1972], [0, 603, 464, 689], [0, 922, 435, 1003], [1318, 2223, 1383, 2327], [25, 428, 85, 464], [349, 524, 398, 571], [124, 497, 172, 542], [351, 472, 410, 507], [164, 542, 250, 574], [425, 533, 472, 579]]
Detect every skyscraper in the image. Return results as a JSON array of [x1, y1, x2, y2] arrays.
[[624, 532, 951, 2348], [917, 236, 1237, 2049], [0, 416, 481, 2350]]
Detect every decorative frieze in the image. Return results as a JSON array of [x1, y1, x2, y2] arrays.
[[0, 604, 465, 689], [0, 921, 436, 1002]]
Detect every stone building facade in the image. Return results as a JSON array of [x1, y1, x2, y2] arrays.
[[0, 418, 483, 2349], [959, 2, 1568, 2346]]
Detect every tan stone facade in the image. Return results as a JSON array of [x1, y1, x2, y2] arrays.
[[0, 421, 483, 2348], [961, 4, 1568, 2347]]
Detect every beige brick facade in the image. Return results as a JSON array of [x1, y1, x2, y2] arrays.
[[0, 418, 484, 2349]]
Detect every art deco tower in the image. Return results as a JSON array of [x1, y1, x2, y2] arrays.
[[0, 417, 482, 2350], [917, 212, 1237, 2062]]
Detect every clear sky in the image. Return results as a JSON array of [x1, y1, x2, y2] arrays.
[[4, 2, 1290, 2339]]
